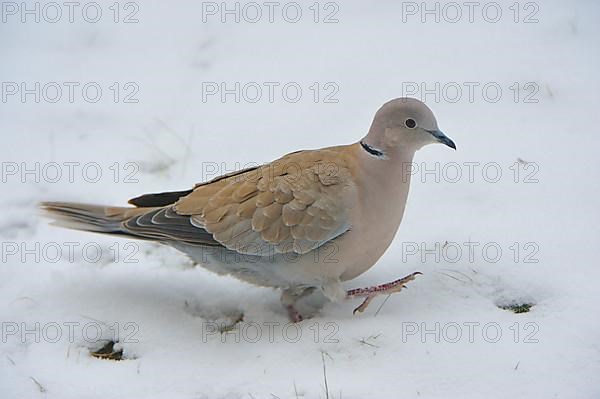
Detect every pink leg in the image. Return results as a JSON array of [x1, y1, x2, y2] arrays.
[[281, 287, 315, 322], [346, 272, 422, 314], [285, 305, 304, 323]]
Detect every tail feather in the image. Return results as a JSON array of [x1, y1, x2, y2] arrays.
[[39, 201, 147, 235], [39, 201, 217, 247]]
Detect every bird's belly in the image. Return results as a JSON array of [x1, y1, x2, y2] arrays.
[[173, 244, 345, 288], [171, 199, 405, 288], [336, 194, 409, 281]]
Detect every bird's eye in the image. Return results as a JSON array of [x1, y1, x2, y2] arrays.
[[405, 118, 417, 129]]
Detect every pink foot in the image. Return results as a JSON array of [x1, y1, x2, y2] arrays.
[[346, 272, 422, 314], [286, 305, 304, 323]]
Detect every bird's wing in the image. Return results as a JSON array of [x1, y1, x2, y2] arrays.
[[124, 146, 358, 255]]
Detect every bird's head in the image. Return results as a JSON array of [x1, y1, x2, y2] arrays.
[[361, 98, 455, 159]]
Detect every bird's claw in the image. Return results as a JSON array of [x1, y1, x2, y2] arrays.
[[347, 272, 422, 314]]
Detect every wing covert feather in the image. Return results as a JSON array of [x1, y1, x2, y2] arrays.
[[174, 147, 357, 255]]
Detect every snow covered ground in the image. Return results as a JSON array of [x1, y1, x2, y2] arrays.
[[1, 0, 599, 397]]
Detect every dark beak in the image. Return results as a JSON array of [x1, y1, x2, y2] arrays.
[[427, 129, 456, 150]]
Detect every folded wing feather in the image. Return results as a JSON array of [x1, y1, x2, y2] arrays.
[[123, 147, 358, 256]]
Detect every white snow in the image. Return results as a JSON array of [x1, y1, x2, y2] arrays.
[[1, 0, 599, 398]]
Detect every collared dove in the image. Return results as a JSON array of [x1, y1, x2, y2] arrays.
[[41, 98, 456, 321]]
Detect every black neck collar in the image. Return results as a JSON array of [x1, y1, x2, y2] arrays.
[[360, 141, 385, 158]]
